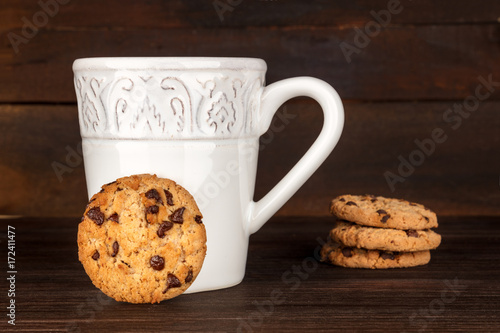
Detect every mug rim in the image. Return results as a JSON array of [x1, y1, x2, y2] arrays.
[[73, 57, 267, 72]]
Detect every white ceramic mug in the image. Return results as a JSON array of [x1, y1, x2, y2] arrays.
[[73, 57, 344, 293]]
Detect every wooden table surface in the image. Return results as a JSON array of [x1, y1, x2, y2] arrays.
[[1, 216, 499, 332]]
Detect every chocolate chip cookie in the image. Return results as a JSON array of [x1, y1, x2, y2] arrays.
[[78, 174, 207, 303], [330, 194, 437, 230], [330, 220, 441, 252], [320, 240, 431, 269]]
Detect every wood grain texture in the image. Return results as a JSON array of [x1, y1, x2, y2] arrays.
[[2, 0, 499, 30], [0, 216, 499, 332], [1, 100, 498, 217], [1, 1, 499, 218], [258, 100, 500, 217], [0, 104, 87, 217], [2, 25, 500, 102]]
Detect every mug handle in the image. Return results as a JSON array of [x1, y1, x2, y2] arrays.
[[246, 77, 345, 235]]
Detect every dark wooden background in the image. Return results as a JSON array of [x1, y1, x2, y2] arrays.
[[1, 0, 499, 217]]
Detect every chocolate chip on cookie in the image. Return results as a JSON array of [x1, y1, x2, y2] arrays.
[[380, 252, 395, 260], [169, 207, 185, 224], [111, 241, 119, 257], [163, 273, 182, 293], [406, 230, 419, 238], [150, 255, 165, 271], [380, 214, 391, 223], [341, 247, 353, 258], [147, 205, 160, 215], [157, 221, 173, 238], [108, 213, 119, 223], [87, 207, 104, 226], [185, 269, 193, 283], [164, 189, 175, 206], [145, 189, 163, 204]]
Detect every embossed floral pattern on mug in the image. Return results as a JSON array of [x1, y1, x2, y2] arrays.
[[74, 69, 263, 139]]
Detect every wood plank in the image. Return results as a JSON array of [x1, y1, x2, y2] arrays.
[[2, 24, 500, 102], [257, 100, 500, 217], [0, 104, 88, 217], [0, 216, 499, 331], [2, 0, 499, 31], [1, 100, 498, 217]]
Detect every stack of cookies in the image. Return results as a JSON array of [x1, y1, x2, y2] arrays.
[[321, 194, 441, 269]]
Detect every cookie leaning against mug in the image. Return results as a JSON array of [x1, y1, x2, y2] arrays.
[[330, 194, 438, 230], [77, 174, 207, 303]]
